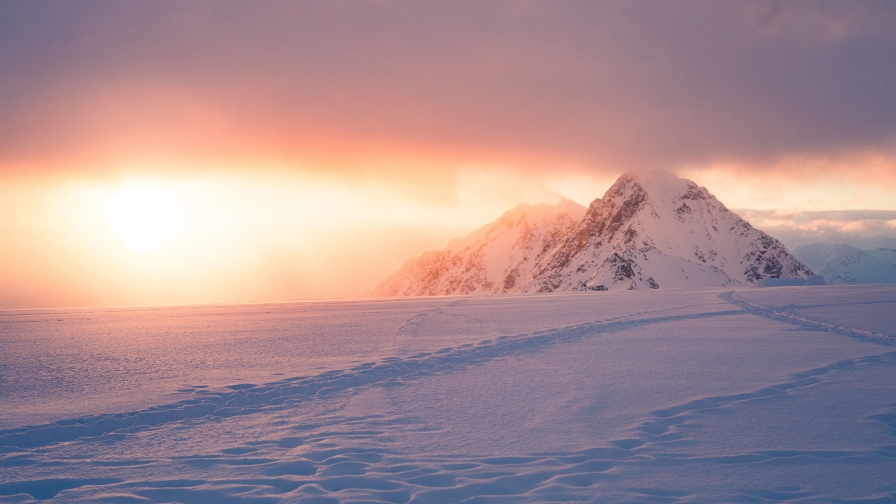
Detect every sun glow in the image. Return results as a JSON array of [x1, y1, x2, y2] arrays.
[[105, 184, 182, 253]]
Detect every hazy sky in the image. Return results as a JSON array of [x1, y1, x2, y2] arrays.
[[2, 1, 895, 308]]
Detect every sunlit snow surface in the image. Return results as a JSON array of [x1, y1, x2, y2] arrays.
[[2, 286, 895, 502]]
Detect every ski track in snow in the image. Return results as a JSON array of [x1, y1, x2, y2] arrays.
[[2, 288, 896, 502], [0, 308, 743, 451], [723, 291, 896, 347]]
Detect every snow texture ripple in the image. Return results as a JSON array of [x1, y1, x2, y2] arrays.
[[1, 286, 895, 502]]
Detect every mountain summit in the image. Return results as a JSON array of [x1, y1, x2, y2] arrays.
[[373, 170, 815, 296]]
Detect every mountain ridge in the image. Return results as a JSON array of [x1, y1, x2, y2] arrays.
[[373, 199, 586, 297], [793, 243, 896, 284], [373, 170, 816, 297]]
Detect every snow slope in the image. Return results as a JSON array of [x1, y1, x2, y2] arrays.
[[794, 243, 896, 284], [375, 170, 814, 296], [372, 199, 585, 296], [1, 286, 895, 502]]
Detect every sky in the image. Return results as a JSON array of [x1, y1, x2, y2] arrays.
[[2, 1, 896, 308]]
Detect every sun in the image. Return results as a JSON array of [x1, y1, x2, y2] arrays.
[[105, 184, 182, 253]]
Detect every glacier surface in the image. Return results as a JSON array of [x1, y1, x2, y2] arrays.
[[1, 286, 895, 502]]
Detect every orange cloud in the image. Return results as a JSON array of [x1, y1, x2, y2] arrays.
[[3, 2, 896, 308]]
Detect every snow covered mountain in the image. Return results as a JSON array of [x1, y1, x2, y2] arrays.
[[373, 170, 816, 296], [526, 170, 815, 292], [793, 243, 896, 284], [373, 199, 586, 296]]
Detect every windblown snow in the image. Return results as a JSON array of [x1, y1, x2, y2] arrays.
[[374, 170, 814, 296]]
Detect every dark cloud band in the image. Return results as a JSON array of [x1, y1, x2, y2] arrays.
[[1, 1, 895, 173]]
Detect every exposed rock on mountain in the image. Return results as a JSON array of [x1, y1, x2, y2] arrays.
[[793, 243, 896, 284], [373, 170, 816, 296], [373, 199, 586, 296], [527, 170, 814, 292]]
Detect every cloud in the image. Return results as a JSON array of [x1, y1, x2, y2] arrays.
[[1, 1, 895, 178], [3, 2, 896, 308], [737, 208, 896, 249]]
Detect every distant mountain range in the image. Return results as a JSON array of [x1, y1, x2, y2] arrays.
[[373, 170, 817, 296], [793, 243, 896, 284]]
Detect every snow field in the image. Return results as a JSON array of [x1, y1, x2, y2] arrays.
[[1, 286, 895, 502]]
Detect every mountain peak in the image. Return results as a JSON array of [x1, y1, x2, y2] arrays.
[[604, 170, 712, 208], [374, 171, 815, 297], [373, 199, 586, 297]]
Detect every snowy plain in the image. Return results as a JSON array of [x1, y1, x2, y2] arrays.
[[1, 286, 895, 503]]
